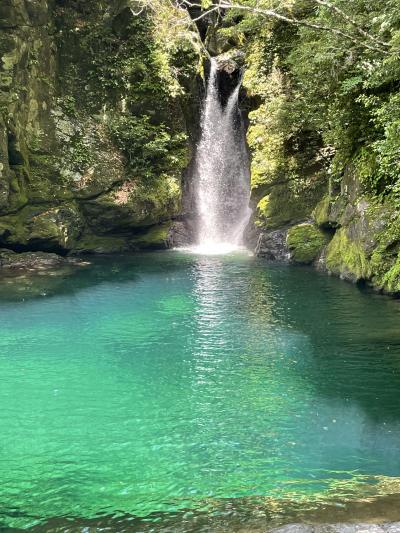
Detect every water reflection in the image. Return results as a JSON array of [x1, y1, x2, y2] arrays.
[[185, 254, 400, 491]]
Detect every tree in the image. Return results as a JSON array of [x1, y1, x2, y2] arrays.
[[174, 0, 397, 54]]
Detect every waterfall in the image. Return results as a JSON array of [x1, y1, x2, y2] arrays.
[[192, 58, 251, 254]]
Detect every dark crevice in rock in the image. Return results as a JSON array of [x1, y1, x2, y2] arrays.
[[7, 131, 25, 166], [0, 201, 30, 217], [73, 180, 126, 203], [215, 67, 242, 108], [0, 240, 70, 256]]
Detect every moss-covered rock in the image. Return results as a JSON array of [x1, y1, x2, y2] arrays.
[[255, 175, 326, 230], [0, 204, 83, 251], [325, 228, 371, 282], [71, 233, 130, 255], [287, 223, 328, 265], [72, 222, 173, 253], [0, 0, 198, 254], [313, 196, 331, 228], [81, 177, 180, 235], [130, 222, 172, 250], [0, 248, 87, 271], [377, 257, 400, 294], [365, 207, 400, 294]]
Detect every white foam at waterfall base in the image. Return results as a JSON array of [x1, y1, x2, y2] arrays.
[[186, 58, 252, 256], [181, 242, 250, 256]]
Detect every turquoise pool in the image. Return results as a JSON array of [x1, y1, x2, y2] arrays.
[[1, 251, 400, 530]]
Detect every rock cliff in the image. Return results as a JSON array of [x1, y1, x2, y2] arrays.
[[0, 0, 199, 254]]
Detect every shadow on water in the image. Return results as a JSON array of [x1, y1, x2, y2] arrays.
[[241, 261, 400, 425], [0, 252, 194, 303]]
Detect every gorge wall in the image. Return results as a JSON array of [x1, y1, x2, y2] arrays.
[[236, 1, 400, 296], [0, 0, 200, 254], [190, 1, 400, 296]]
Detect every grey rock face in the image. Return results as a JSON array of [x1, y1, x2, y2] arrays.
[[255, 228, 290, 261], [167, 220, 196, 248]]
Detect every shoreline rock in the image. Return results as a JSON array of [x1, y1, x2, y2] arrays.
[[0, 249, 89, 272], [269, 524, 400, 532]]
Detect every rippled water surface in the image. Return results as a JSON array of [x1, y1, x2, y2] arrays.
[[1, 251, 400, 531]]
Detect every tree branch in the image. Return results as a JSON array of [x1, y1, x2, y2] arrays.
[[313, 0, 390, 48], [189, 4, 220, 23], [178, 0, 390, 55], [219, 0, 389, 53]]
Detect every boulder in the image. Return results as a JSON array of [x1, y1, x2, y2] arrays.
[[287, 223, 328, 265], [255, 228, 290, 261]]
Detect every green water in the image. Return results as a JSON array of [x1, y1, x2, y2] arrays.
[[1, 251, 400, 531]]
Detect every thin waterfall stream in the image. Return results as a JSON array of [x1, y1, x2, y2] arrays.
[[191, 58, 252, 254]]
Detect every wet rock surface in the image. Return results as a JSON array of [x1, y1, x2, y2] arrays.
[[0, 249, 87, 271], [269, 524, 400, 532], [167, 219, 195, 248], [255, 228, 290, 261]]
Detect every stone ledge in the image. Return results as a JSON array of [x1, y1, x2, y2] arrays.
[[0, 249, 89, 271]]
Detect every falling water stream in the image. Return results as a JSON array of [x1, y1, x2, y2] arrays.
[[192, 58, 251, 254]]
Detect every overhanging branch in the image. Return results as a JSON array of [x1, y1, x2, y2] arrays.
[[178, 0, 391, 55], [313, 0, 390, 48]]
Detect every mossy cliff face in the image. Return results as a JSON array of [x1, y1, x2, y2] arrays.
[[0, 0, 199, 253], [241, 33, 329, 268], [287, 224, 328, 265], [215, 3, 400, 296], [314, 172, 400, 295], [251, 112, 400, 294], [255, 155, 400, 294]]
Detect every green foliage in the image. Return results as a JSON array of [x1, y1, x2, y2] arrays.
[[369, 93, 400, 195], [107, 115, 188, 180], [54, 1, 195, 186], [225, 0, 399, 201], [287, 1, 399, 194]]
